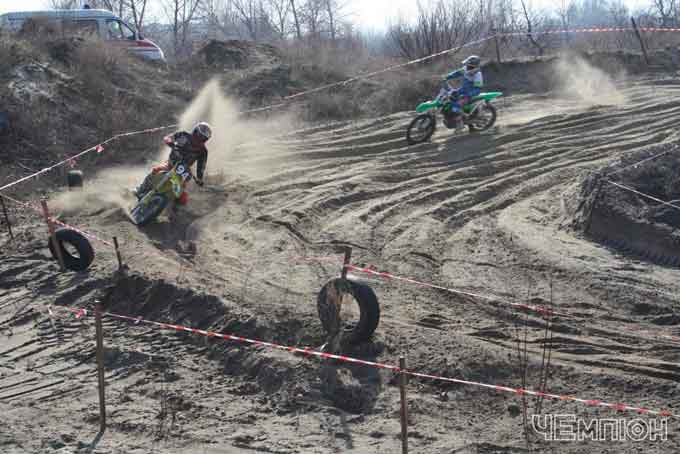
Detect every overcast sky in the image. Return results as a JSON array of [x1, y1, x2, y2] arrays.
[[0, 0, 651, 31]]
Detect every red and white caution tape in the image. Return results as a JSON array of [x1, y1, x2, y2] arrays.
[[604, 180, 680, 212], [47, 305, 676, 419], [502, 26, 680, 36], [0, 124, 178, 193], [1, 193, 113, 247], [346, 264, 567, 317], [48, 217, 113, 247], [347, 263, 680, 345]]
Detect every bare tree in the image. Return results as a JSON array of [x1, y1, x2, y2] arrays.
[[325, 0, 336, 41], [231, 0, 263, 40], [387, 0, 484, 60], [290, 0, 303, 39], [653, 0, 676, 26], [265, 0, 291, 39], [300, 0, 325, 40], [161, 0, 204, 58], [520, 0, 544, 55], [127, 0, 149, 34]]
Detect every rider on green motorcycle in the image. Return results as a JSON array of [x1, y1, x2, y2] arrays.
[[135, 122, 212, 205], [445, 55, 483, 130]]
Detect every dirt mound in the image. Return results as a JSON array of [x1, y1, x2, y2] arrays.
[[569, 143, 680, 265], [196, 39, 282, 70]]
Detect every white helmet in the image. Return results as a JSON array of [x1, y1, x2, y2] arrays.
[[192, 121, 212, 141]]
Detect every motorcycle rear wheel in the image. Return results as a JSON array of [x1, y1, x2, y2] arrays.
[[467, 102, 497, 132]]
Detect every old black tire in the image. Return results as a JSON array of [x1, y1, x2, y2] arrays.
[[48, 228, 95, 272], [406, 114, 436, 145], [130, 193, 169, 226], [67, 170, 83, 188], [467, 102, 497, 132], [317, 279, 380, 344]]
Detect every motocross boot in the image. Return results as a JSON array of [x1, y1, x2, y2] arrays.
[[134, 173, 154, 199]]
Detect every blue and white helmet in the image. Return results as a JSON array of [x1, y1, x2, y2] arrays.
[[462, 55, 481, 76]]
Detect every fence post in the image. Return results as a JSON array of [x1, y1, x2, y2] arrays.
[[0, 196, 13, 240], [399, 356, 409, 454], [40, 199, 65, 271], [492, 27, 502, 63], [341, 246, 352, 280], [631, 18, 650, 65], [95, 301, 107, 434], [113, 237, 124, 271]]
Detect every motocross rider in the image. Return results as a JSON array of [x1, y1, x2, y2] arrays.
[[135, 122, 212, 205], [445, 55, 483, 130]]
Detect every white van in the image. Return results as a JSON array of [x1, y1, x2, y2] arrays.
[[0, 9, 165, 62]]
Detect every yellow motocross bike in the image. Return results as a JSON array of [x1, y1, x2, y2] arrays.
[[130, 162, 194, 226]]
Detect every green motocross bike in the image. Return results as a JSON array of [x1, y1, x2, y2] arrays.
[[406, 86, 503, 145], [130, 162, 194, 226]]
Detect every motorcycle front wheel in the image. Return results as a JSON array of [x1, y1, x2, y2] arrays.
[[130, 193, 169, 226], [406, 114, 437, 145]]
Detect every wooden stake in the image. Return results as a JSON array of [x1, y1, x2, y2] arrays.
[[399, 356, 409, 454], [40, 199, 65, 271], [341, 246, 352, 280], [631, 18, 650, 65], [95, 301, 106, 434], [0, 196, 13, 240], [492, 27, 502, 63], [113, 237, 123, 271]]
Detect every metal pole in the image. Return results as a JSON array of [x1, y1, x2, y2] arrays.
[[341, 246, 352, 280], [399, 356, 409, 454], [631, 18, 650, 65], [40, 199, 65, 271], [95, 301, 106, 433], [113, 237, 123, 271], [0, 196, 13, 240]]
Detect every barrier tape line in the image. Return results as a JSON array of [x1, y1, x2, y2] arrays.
[[48, 217, 114, 247], [604, 179, 680, 212], [606, 145, 680, 177], [502, 26, 680, 36], [0, 124, 179, 193], [345, 264, 567, 317], [1, 193, 114, 247], [42, 304, 677, 419], [346, 263, 680, 345]]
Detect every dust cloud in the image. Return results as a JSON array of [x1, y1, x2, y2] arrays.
[[554, 54, 627, 106], [176, 78, 295, 181]]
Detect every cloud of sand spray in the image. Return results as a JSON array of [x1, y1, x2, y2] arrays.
[[553, 55, 627, 106], [175, 78, 294, 181], [52, 78, 294, 215]]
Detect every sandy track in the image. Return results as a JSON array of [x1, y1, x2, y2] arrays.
[[3, 74, 680, 453]]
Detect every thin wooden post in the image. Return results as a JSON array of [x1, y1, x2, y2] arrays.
[[41, 199, 65, 271], [399, 356, 409, 454], [492, 27, 501, 63], [631, 18, 650, 65], [95, 301, 106, 433], [341, 246, 352, 280], [113, 237, 123, 271], [0, 196, 13, 240]]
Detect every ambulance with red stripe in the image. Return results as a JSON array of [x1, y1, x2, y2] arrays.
[[0, 9, 165, 62]]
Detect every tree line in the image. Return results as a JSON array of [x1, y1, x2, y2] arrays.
[[45, 0, 680, 60]]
